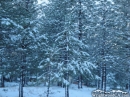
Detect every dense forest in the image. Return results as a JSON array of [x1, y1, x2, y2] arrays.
[[0, 0, 130, 97]]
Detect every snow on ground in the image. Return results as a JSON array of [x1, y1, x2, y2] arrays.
[[0, 83, 95, 97]]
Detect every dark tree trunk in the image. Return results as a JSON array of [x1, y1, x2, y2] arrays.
[[96, 0, 107, 92], [65, 72, 69, 97], [66, 72, 69, 97], [78, 76, 80, 89], [64, 31, 69, 97], [103, 64, 106, 92], [78, 0, 83, 89], [100, 63, 103, 90], [19, 71, 23, 97], [19, 38, 27, 97], [46, 69, 51, 97], [78, 75, 82, 89], [1, 75, 5, 87], [81, 75, 83, 88], [46, 55, 51, 97]]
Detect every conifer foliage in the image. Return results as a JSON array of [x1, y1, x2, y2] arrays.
[[1, 0, 130, 96]]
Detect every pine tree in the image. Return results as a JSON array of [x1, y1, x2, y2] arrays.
[[112, 0, 130, 91], [41, 0, 96, 97], [86, 0, 125, 90], [0, 0, 40, 96]]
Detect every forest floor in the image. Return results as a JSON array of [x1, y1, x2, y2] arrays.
[[0, 82, 95, 97]]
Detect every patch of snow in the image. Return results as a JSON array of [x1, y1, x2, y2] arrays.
[[38, 65, 43, 69], [95, 1, 100, 5], [0, 83, 95, 97], [1, 20, 11, 25], [1, 18, 23, 29], [38, 0, 49, 4], [9, 34, 21, 42], [46, 58, 50, 62]]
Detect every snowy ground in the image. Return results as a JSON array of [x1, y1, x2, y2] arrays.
[[0, 82, 95, 97]]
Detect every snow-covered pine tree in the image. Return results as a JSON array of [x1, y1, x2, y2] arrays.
[[86, 0, 125, 90], [40, 0, 96, 97], [111, 0, 130, 91], [0, 0, 40, 96]]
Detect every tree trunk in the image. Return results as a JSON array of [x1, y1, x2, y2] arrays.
[[46, 61, 51, 97], [100, 0, 107, 92], [78, 76, 80, 89], [81, 75, 83, 88], [64, 33, 69, 97], [1, 75, 4, 87], [100, 63, 103, 90], [78, 75, 82, 89], [46, 72, 51, 97], [102, 64, 106, 91], [78, 0, 83, 89], [19, 71, 23, 97], [128, 82, 130, 93], [19, 42, 26, 97], [65, 72, 69, 97]]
